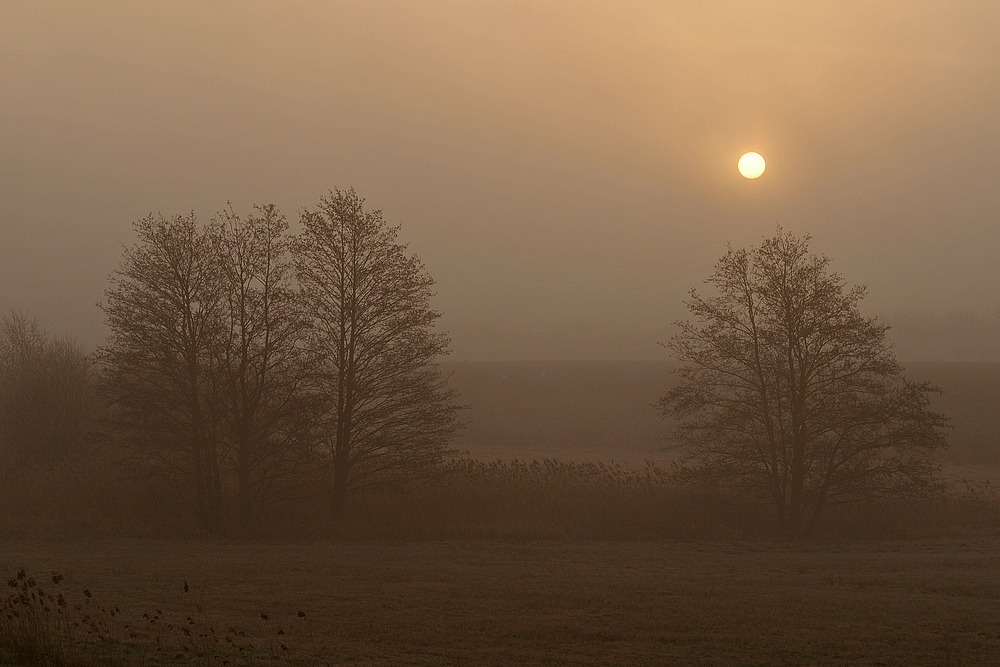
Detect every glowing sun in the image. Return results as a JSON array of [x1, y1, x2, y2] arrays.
[[738, 152, 766, 179]]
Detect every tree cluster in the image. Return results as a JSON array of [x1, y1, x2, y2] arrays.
[[98, 189, 460, 534]]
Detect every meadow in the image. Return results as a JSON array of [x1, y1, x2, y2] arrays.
[[4, 538, 1000, 666], [4, 361, 1000, 665]]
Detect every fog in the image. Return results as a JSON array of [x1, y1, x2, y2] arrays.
[[2, 1, 999, 359], [6, 6, 1000, 664]]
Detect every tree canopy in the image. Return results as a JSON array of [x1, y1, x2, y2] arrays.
[[98, 191, 461, 532], [296, 188, 461, 519], [658, 229, 948, 537]]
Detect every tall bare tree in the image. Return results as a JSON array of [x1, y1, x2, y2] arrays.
[[98, 213, 225, 533], [295, 188, 460, 520], [658, 229, 948, 537], [215, 204, 314, 533]]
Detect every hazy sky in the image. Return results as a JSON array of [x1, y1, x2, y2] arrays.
[[3, 1, 999, 360]]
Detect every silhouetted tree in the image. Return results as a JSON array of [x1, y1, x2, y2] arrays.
[[658, 229, 948, 537], [215, 204, 316, 533], [0, 312, 95, 467], [295, 188, 460, 521], [98, 213, 225, 533]]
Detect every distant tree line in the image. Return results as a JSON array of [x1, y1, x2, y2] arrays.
[[0, 312, 97, 469]]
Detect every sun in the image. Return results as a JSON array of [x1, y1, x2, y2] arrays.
[[738, 152, 766, 179]]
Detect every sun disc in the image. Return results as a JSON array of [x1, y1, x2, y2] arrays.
[[738, 152, 766, 179]]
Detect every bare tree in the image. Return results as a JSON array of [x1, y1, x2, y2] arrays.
[[215, 204, 315, 533], [0, 312, 95, 467], [98, 213, 226, 533], [658, 229, 948, 537], [295, 188, 460, 521]]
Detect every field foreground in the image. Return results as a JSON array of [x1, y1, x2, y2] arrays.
[[3, 538, 1000, 666]]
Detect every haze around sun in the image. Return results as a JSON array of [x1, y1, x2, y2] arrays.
[[1, 1, 999, 361]]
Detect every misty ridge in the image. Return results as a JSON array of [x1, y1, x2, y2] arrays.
[[1, 188, 997, 544]]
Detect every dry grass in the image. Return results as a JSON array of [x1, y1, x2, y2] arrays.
[[3, 538, 1000, 665], [1, 560, 314, 666], [0, 568, 141, 666], [4, 455, 1000, 542], [330, 458, 740, 541]]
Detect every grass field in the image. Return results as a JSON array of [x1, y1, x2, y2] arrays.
[[4, 538, 1000, 666], [4, 361, 1000, 664]]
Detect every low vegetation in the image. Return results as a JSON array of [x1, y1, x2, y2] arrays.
[[1, 565, 315, 666], [2, 453, 998, 541], [4, 538, 1000, 666]]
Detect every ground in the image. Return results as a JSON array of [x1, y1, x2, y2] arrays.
[[3, 538, 1000, 666]]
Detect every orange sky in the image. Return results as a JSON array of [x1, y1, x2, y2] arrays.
[[2, 1, 999, 359]]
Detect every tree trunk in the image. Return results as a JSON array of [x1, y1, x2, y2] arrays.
[[193, 443, 210, 533], [210, 445, 223, 533], [330, 450, 351, 522], [238, 450, 252, 536]]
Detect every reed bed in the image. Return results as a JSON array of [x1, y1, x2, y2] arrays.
[[2, 456, 999, 541]]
